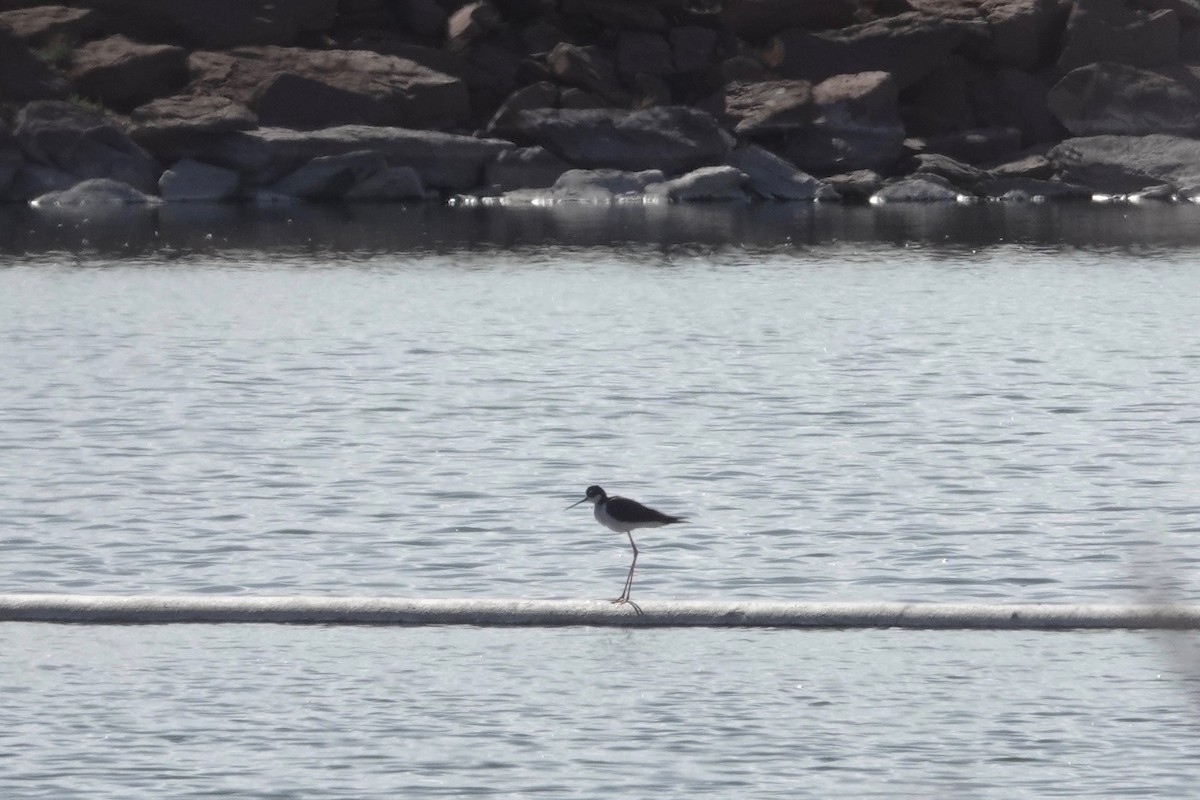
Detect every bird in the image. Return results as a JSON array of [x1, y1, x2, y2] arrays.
[[567, 485, 687, 613]]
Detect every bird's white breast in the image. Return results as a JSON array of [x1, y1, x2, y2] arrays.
[[594, 501, 633, 533]]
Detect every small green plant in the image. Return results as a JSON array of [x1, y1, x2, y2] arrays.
[[34, 34, 75, 70], [68, 94, 107, 115]]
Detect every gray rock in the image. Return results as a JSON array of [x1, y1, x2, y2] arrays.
[[823, 169, 883, 202], [0, 25, 69, 103], [128, 95, 259, 158], [725, 80, 815, 137], [728, 145, 825, 201], [975, 177, 1094, 201], [1048, 133, 1200, 193], [910, 153, 987, 189], [502, 167, 664, 203], [767, 12, 978, 89], [4, 164, 77, 202], [985, 153, 1055, 180], [547, 42, 628, 105], [647, 165, 749, 202], [203, 126, 513, 191], [270, 150, 386, 200], [159, 159, 240, 202], [782, 72, 905, 174], [870, 176, 965, 203], [30, 177, 162, 207], [1048, 63, 1200, 137], [486, 81, 559, 136], [506, 106, 730, 173], [14, 101, 159, 192], [484, 146, 571, 191], [616, 30, 673, 76], [670, 26, 718, 74], [904, 127, 1024, 165], [344, 167, 427, 201], [1056, 0, 1180, 74]]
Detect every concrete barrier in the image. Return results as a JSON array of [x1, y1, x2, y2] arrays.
[[2, 595, 1200, 629]]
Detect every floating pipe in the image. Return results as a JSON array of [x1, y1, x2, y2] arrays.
[[2, 595, 1200, 629]]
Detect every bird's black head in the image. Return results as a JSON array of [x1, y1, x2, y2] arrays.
[[567, 485, 607, 510]]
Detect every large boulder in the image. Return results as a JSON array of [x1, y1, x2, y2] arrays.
[[484, 145, 571, 190], [13, 101, 159, 192], [158, 158, 240, 202], [127, 95, 258, 157], [908, 0, 1068, 70], [186, 47, 470, 130], [647, 165, 749, 202], [724, 80, 816, 137], [728, 144, 828, 200], [270, 150, 386, 200], [0, 25, 69, 102], [30, 177, 162, 207], [720, 0, 859, 41], [1056, 0, 1181, 74], [0, 5, 103, 47], [60, 0, 338, 48], [780, 71, 905, 175], [200, 125, 512, 190], [68, 35, 188, 111], [1047, 62, 1200, 136], [504, 106, 730, 173], [766, 13, 978, 89], [546, 42, 628, 105], [1048, 133, 1200, 193]]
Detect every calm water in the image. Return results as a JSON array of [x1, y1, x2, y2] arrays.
[[1, 203, 1199, 796]]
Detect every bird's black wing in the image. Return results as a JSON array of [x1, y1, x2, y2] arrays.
[[608, 496, 686, 525]]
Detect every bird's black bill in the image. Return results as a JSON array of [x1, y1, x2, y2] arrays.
[[566, 497, 588, 510]]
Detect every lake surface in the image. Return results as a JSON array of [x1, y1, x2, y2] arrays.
[[1, 202, 1199, 797]]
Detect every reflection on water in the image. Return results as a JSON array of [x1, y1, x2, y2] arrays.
[[3, 204, 1200, 799], [4, 201, 1200, 257]]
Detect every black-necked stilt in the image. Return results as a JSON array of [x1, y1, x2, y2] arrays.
[[567, 485, 687, 613]]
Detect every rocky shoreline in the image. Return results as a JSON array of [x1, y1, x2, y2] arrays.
[[3, 0, 1200, 208]]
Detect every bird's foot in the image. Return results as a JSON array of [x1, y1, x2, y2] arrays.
[[610, 597, 643, 616]]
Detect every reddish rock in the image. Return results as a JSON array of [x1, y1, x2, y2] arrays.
[[1048, 62, 1200, 136], [128, 94, 259, 161], [1057, 0, 1181, 74], [186, 47, 470, 130], [0, 5, 102, 48], [68, 35, 188, 111]]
